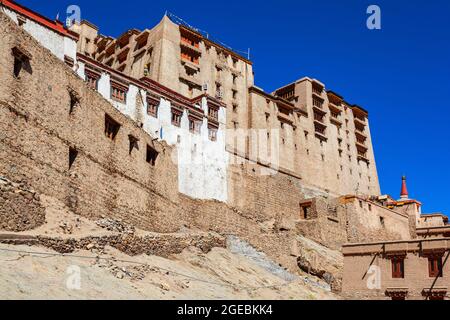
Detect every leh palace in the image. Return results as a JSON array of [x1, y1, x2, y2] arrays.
[[0, 0, 448, 300]]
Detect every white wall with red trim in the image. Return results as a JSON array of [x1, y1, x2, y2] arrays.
[[3, 6, 77, 65]]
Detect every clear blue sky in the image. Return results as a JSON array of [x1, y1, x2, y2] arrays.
[[20, 0, 450, 216]]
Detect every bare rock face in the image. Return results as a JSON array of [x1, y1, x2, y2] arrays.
[[0, 176, 45, 231], [294, 236, 343, 292]]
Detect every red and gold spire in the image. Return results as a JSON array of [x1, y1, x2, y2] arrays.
[[400, 176, 409, 199]]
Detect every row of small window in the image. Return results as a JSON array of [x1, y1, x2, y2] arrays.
[[359, 200, 373, 211], [87, 74, 221, 124], [215, 69, 239, 86], [68, 114, 159, 170], [390, 256, 444, 279], [104, 114, 159, 165], [171, 110, 218, 141], [86, 74, 219, 140], [86, 74, 129, 103]]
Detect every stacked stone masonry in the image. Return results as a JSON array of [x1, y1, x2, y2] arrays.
[[0, 10, 414, 255], [1, 3, 449, 299]]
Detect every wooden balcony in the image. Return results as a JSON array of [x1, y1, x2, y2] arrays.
[[315, 131, 328, 142], [356, 142, 368, 153], [357, 154, 370, 164], [181, 40, 202, 54], [314, 121, 327, 141], [354, 125, 366, 135], [313, 105, 327, 115], [354, 116, 366, 126], [330, 116, 342, 127], [355, 130, 367, 139], [181, 57, 200, 73], [314, 119, 327, 129]]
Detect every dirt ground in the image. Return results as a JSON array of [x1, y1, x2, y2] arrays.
[[0, 195, 339, 300], [0, 243, 337, 300]]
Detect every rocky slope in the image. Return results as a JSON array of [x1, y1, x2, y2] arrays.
[[0, 194, 341, 300]]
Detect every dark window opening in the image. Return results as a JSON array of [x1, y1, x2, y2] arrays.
[[69, 90, 79, 114], [12, 47, 32, 78], [391, 258, 405, 279], [146, 145, 158, 166], [300, 203, 312, 219], [105, 114, 120, 140], [17, 16, 27, 26], [302, 206, 311, 219], [380, 216, 385, 227], [13, 57, 23, 78], [428, 257, 443, 278], [128, 135, 139, 154], [69, 147, 78, 169]]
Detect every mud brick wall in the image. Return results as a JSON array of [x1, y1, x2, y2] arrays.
[[0, 13, 182, 233], [0, 176, 45, 231], [0, 12, 413, 276]]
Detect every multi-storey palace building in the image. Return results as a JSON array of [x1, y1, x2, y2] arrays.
[[68, 14, 380, 199], [1, 0, 448, 300]]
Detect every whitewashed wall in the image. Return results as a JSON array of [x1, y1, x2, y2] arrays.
[[78, 63, 229, 202], [4, 8, 77, 64], [5, 5, 229, 201]]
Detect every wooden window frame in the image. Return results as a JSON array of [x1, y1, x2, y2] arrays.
[[171, 108, 182, 127], [312, 97, 323, 108], [302, 206, 311, 219], [85, 70, 100, 90], [189, 117, 202, 134], [110, 81, 128, 103], [428, 256, 443, 278], [391, 258, 405, 279], [300, 201, 313, 220], [147, 97, 159, 118], [208, 107, 219, 121]]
